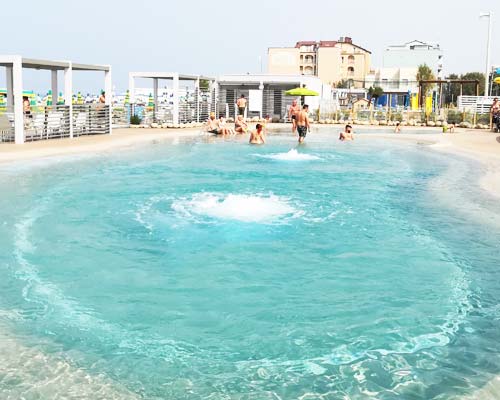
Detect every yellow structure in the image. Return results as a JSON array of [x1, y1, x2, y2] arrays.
[[425, 96, 433, 115], [268, 37, 371, 88]]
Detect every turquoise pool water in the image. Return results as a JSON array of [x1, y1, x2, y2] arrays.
[[1, 131, 500, 399]]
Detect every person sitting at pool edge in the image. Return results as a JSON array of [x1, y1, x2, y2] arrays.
[[249, 123, 266, 144], [296, 104, 310, 143], [206, 113, 230, 135], [235, 115, 248, 134], [339, 124, 354, 141], [219, 115, 235, 135]]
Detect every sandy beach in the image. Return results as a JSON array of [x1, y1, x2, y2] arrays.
[[1, 125, 499, 197]]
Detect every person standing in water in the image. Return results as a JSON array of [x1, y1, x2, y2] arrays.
[[288, 99, 301, 133], [339, 124, 354, 141], [249, 123, 266, 144], [296, 104, 310, 143]]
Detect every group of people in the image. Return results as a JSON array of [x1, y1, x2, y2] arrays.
[[205, 96, 356, 144]]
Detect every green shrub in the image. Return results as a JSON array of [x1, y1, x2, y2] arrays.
[[130, 114, 142, 125]]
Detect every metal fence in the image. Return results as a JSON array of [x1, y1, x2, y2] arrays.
[[73, 104, 110, 136], [316, 107, 492, 126], [0, 104, 110, 143], [457, 96, 497, 114], [115, 89, 215, 127], [0, 107, 15, 142], [23, 105, 71, 141]]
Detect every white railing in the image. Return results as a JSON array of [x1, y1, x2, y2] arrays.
[[0, 107, 15, 142], [457, 96, 496, 114], [24, 105, 71, 141], [72, 104, 110, 136]]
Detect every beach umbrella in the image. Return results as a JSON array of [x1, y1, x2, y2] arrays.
[[124, 90, 130, 105], [148, 93, 154, 107], [285, 87, 319, 106], [57, 92, 64, 105], [46, 90, 53, 106], [77, 92, 83, 105], [0, 95, 5, 110], [285, 87, 319, 97], [494, 77, 500, 84]]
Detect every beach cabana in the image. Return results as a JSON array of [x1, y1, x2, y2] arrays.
[[128, 72, 216, 125], [0, 55, 111, 144], [216, 74, 330, 121]]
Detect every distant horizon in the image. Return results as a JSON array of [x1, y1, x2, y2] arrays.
[[1, 0, 499, 93]]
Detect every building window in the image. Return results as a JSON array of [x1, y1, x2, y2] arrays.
[[348, 55, 355, 65], [304, 66, 314, 75], [348, 67, 354, 77]]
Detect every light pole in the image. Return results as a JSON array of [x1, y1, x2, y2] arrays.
[[480, 12, 493, 96]]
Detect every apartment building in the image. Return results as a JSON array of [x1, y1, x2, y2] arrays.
[[268, 37, 372, 88]]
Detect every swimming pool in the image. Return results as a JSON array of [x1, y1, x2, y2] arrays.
[[1, 131, 500, 399]]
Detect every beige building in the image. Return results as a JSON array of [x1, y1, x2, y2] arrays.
[[268, 37, 371, 88]]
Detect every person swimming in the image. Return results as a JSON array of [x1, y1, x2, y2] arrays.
[[249, 123, 266, 144], [339, 124, 354, 141]]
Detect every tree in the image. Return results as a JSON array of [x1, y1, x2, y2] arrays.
[[416, 64, 436, 96], [335, 80, 349, 89], [444, 73, 460, 105], [368, 86, 384, 106], [199, 79, 210, 91], [460, 72, 485, 96]]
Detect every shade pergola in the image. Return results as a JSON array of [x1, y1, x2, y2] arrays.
[[128, 72, 216, 124], [0, 55, 112, 144]]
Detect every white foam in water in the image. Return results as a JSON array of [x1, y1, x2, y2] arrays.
[[172, 193, 300, 223], [256, 149, 321, 161]]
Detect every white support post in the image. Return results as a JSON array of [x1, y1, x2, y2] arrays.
[[153, 78, 158, 122], [51, 70, 58, 106], [13, 57, 24, 144], [128, 73, 135, 104], [64, 62, 73, 138], [172, 73, 180, 125], [5, 66, 13, 108], [196, 77, 200, 123], [105, 67, 112, 134], [213, 80, 219, 118]]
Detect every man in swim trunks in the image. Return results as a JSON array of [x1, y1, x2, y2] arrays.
[[339, 124, 354, 141], [288, 99, 301, 133], [249, 123, 266, 144], [296, 104, 310, 143], [236, 94, 247, 116]]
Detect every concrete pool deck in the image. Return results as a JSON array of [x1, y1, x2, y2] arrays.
[[1, 125, 500, 198]]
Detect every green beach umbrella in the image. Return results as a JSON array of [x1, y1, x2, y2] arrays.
[[124, 90, 130, 105], [285, 87, 319, 97], [47, 90, 53, 106], [148, 93, 154, 107], [77, 92, 83, 105], [0, 95, 5, 110], [57, 91, 64, 105]]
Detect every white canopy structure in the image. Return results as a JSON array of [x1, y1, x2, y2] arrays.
[[0, 55, 111, 144], [128, 72, 216, 125]]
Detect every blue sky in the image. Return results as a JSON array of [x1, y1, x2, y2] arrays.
[[2, 0, 499, 93]]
